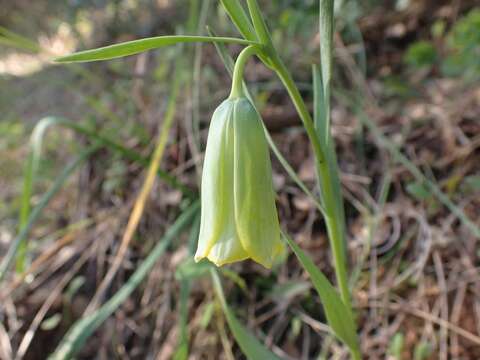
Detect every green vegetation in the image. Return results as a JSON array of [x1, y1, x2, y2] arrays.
[[1, 1, 479, 359]]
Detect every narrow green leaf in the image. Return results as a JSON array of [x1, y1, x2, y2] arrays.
[[210, 269, 281, 360], [312, 65, 327, 146], [41, 314, 62, 331], [388, 332, 405, 359], [176, 258, 212, 281], [269, 281, 310, 301], [65, 276, 86, 302], [0, 26, 40, 52], [173, 280, 190, 360], [319, 0, 334, 138], [173, 214, 200, 360], [283, 232, 359, 354], [246, 0, 273, 46], [313, 65, 348, 258], [55, 35, 258, 63], [0, 145, 100, 283], [219, 0, 257, 41], [48, 202, 199, 360], [17, 117, 67, 271], [406, 181, 432, 200], [200, 302, 215, 328]]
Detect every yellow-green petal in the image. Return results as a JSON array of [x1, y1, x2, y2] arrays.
[[196, 97, 282, 268], [195, 100, 249, 265], [233, 98, 282, 268]]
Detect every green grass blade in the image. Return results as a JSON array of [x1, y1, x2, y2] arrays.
[[55, 35, 258, 63], [0, 26, 40, 52], [312, 65, 327, 146], [210, 269, 282, 360], [245, 0, 273, 46], [172, 280, 190, 360], [219, 0, 257, 41], [208, 27, 236, 73], [283, 232, 360, 355], [173, 214, 201, 360], [17, 117, 69, 271], [16, 151, 35, 272], [313, 12, 352, 315], [319, 0, 334, 144], [48, 201, 199, 360], [0, 144, 100, 284], [313, 64, 348, 275]]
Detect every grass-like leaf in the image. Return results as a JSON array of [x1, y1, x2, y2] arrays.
[[219, 0, 257, 41], [48, 201, 199, 360], [16, 117, 70, 271], [319, 0, 334, 143], [55, 35, 258, 63], [173, 215, 200, 360], [210, 269, 282, 360], [0, 26, 40, 52], [0, 145, 100, 283], [245, 0, 272, 46], [283, 232, 360, 355]]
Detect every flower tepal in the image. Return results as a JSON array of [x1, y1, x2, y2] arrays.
[[195, 97, 282, 268]]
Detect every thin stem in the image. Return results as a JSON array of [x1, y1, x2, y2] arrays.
[[316, 0, 353, 312], [272, 58, 350, 307], [266, 1, 358, 356], [270, 57, 326, 164], [270, 55, 350, 306], [319, 167, 351, 310], [229, 45, 258, 99]]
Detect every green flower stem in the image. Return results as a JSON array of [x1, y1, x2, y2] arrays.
[[229, 29, 351, 315], [221, 2, 358, 353], [269, 57, 326, 171], [271, 56, 351, 310], [229, 45, 258, 99]]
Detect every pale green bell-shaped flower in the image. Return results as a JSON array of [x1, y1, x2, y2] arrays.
[[195, 97, 282, 268]]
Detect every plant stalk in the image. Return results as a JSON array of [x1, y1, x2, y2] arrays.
[[229, 45, 258, 99], [269, 57, 326, 164], [271, 57, 351, 310]]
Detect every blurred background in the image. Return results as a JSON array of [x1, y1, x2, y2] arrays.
[[1, 0, 479, 359]]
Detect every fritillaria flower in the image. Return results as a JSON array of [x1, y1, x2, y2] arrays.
[[194, 97, 282, 268]]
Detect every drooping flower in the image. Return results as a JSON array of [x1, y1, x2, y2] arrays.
[[194, 97, 282, 268]]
